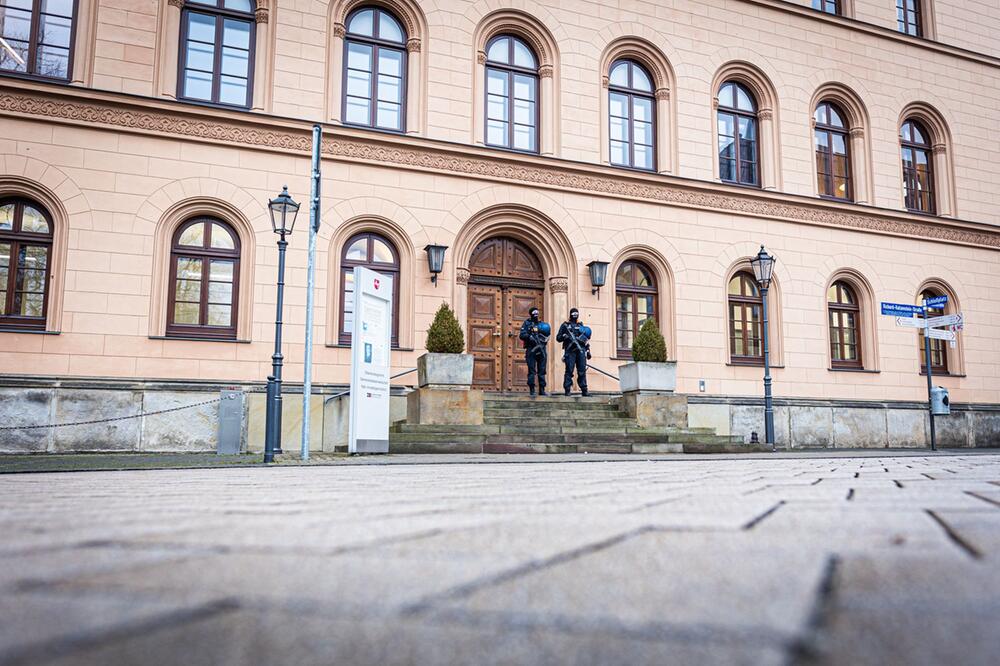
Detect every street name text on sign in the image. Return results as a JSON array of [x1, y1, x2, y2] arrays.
[[348, 266, 393, 454], [881, 302, 925, 316], [924, 294, 948, 308]]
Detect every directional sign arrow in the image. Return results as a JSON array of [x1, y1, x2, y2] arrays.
[[895, 316, 925, 328], [926, 313, 963, 329], [926, 327, 956, 341]]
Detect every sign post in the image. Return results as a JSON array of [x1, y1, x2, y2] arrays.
[[301, 124, 321, 462], [883, 296, 960, 452], [348, 266, 393, 454]]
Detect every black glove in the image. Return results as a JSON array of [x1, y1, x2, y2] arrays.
[[586, 351, 592, 360]]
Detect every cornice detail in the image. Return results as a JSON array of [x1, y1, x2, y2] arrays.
[[549, 277, 569, 294], [456, 268, 470, 286], [168, 0, 184, 8], [406, 37, 421, 53], [1, 89, 997, 250]]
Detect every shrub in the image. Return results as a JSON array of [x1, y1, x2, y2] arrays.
[[631, 318, 667, 363], [425, 302, 465, 353]]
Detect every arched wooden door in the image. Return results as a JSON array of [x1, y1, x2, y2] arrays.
[[466, 237, 545, 392]]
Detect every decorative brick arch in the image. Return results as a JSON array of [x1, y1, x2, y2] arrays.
[[600, 238, 678, 362], [324, 197, 428, 349], [809, 82, 875, 204], [715, 243, 785, 367], [898, 101, 957, 217], [326, 0, 429, 133], [823, 267, 881, 372], [913, 273, 965, 377], [139, 178, 264, 341], [470, 8, 562, 155], [710, 59, 783, 191], [0, 156, 84, 333], [598, 35, 678, 174]]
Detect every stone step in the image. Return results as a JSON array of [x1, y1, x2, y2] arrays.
[[485, 394, 618, 404], [497, 424, 634, 435], [681, 441, 773, 454], [484, 407, 624, 418], [486, 433, 670, 444], [485, 417, 632, 428], [483, 403, 621, 414], [390, 424, 500, 434]]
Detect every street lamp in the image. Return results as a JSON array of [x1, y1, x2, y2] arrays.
[[750, 245, 776, 450], [587, 260, 609, 299], [264, 186, 300, 463]]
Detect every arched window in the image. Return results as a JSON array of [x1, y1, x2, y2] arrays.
[[608, 59, 655, 171], [897, 0, 923, 36], [828, 281, 861, 368], [728, 271, 763, 364], [343, 6, 407, 132], [178, 0, 255, 108], [167, 217, 240, 339], [919, 289, 948, 374], [815, 101, 851, 200], [812, 0, 840, 15], [615, 260, 657, 357], [340, 232, 400, 345], [0, 198, 53, 330], [485, 35, 538, 153], [0, 0, 75, 79], [717, 81, 759, 187], [900, 119, 935, 214]]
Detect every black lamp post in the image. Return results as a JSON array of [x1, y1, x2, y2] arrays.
[[425, 244, 447, 285], [587, 260, 609, 299], [750, 245, 776, 450], [263, 186, 300, 463]]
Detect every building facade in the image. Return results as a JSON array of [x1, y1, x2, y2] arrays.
[[1, 0, 999, 451]]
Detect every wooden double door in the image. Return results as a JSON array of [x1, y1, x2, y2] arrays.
[[466, 238, 545, 392]]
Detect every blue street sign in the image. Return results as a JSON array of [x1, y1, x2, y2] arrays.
[[924, 295, 948, 308], [881, 302, 924, 316]]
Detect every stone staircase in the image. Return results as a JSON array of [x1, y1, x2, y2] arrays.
[[388, 393, 748, 454]]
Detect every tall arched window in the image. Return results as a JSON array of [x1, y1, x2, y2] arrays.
[[608, 59, 655, 171], [340, 232, 400, 345], [485, 35, 538, 153], [919, 289, 948, 374], [0, 198, 53, 330], [0, 0, 75, 79], [812, 0, 841, 14], [828, 281, 861, 368], [343, 6, 406, 132], [178, 0, 255, 108], [728, 271, 763, 364], [814, 101, 851, 201], [167, 217, 240, 339], [900, 119, 935, 214], [717, 81, 759, 187], [615, 260, 657, 357], [897, 0, 923, 36]]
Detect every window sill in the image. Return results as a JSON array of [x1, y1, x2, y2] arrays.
[[726, 362, 785, 369], [151, 335, 250, 344], [919, 371, 965, 378], [828, 367, 880, 373], [0, 327, 59, 335], [176, 96, 251, 113], [341, 122, 407, 136]]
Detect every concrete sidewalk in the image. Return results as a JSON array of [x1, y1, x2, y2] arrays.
[[1, 454, 998, 665]]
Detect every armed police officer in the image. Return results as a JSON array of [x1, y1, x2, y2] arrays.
[[556, 307, 591, 396], [518, 307, 550, 396]]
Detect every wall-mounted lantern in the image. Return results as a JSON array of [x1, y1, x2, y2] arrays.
[[425, 244, 448, 286], [587, 260, 609, 299]]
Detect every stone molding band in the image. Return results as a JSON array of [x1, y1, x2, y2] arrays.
[[0, 87, 997, 250]]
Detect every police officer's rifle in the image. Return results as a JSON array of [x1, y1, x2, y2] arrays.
[[562, 323, 590, 360], [526, 322, 550, 358]]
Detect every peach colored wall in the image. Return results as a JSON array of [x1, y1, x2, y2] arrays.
[[1, 0, 999, 407]]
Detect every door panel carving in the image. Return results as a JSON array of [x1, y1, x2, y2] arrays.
[[468, 284, 502, 390]]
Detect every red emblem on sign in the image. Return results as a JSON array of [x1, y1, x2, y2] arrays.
[[374, 279, 380, 289]]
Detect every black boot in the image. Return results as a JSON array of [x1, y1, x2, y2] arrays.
[[529, 386, 536, 397], [564, 389, 571, 396], [539, 389, 547, 396], [581, 388, 589, 397]]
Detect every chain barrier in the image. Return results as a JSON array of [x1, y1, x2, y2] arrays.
[[0, 395, 226, 431]]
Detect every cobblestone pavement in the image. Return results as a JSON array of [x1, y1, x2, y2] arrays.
[[1, 454, 998, 665]]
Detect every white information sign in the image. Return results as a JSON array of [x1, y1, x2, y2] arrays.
[[925, 327, 956, 341], [895, 316, 924, 329], [926, 313, 963, 329], [348, 266, 393, 454]]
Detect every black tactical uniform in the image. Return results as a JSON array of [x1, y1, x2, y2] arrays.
[[556, 308, 590, 396], [518, 307, 548, 396]]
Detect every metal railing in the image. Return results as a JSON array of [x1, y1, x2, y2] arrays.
[[323, 368, 417, 405], [586, 364, 620, 382]]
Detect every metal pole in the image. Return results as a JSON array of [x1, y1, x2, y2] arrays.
[[301, 125, 322, 462], [924, 307, 936, 451], [264, 233, 288, 461], [761, 285, 775, 450]]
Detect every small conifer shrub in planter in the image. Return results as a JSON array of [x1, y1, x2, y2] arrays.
[[619, 319, 676, 393], [418, 303, 474, 388]]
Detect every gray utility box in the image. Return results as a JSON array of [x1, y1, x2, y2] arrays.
[[931, 386, 951, 416], [217, 390, 245, 454]]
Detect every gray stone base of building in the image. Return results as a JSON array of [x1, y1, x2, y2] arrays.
[[688, 395, 1000, 449], [2, 377, 999, 453]]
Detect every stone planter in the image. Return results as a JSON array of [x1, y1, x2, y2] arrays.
[[417, 353, 474, 389], [618, 361, 677, 394]]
